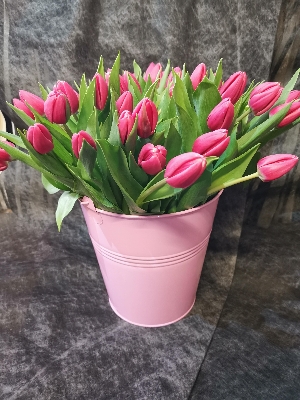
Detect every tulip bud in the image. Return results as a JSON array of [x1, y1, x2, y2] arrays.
[[207, 98, 234, 130], [95, 73, 108, 110], [116, 91, 133, 114], [13, 98, 34, 119], [0, 142, 15, 162], [71, 130, 97, 159], [53, 81, 79, 114], [190, 63, 207, 90], [249, 82, 282, 116], [165, 152, 207, 189], [257, 154, 298, 182], [19, 90, 45, 115], [219, 71, 247, 104], [269, 100, 300, 127], [143, 62, 163, 83], [118, 111, 135, 144], [138, 143, 167, 175], [27, 123, 54, 154], [0, 160, 8, 171], [44, 90, 71, 124], [192, 129, 230, 157], [285, 90, 300, 103], [132, 98, 158, 138], [120, 71, 141, 93]]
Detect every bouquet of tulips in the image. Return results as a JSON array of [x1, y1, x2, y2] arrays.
[[0, 53, 299, 229]]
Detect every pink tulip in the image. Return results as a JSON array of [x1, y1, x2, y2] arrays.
[[143, 62, 163, 83], [219, 71, 247, 104], [285, 90, 300, 102], [120, 71, 141, 93], [249, 82, 282, 116], [190, 63, 207, 90], [27, 123, 54, 154], [192, 129, 230, 157], [95, 73, 108, 110], [269, 101, 300, 127], [0, 160, 8, 171], [13, 98, 34, 119], [0, 142, 15, 162], [138, 143, 167, 175], [71, 130, 97, 159], [44, 91, 70, 124], [257, 154, 298, 182], [207, 98, 234, 130], [116, 91, 133, 114], [53, 81, 79, 114], [132, 98, 158, 138], [165, 152, 207, 189], [118, 110, 135, 144], [19, 90, 45, 115]]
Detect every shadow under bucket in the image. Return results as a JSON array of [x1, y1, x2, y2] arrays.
[[80, 191, 222, 327]]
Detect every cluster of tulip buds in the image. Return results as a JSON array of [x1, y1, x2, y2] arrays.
[[8, 57, 300, 197]]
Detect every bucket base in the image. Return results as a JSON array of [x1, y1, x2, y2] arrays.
[[109, 297, 196, 328]]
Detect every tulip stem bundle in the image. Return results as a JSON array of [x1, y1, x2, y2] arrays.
[[0, 53, 299, 229]]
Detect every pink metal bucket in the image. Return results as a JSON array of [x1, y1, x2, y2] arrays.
[[80, 192, 222, 327]]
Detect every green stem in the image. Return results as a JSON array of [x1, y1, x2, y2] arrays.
[[207, 172, 259, 196], [235, 108, 251, 125], [136, 178, 167, 206], [63, 124, 73, 137]]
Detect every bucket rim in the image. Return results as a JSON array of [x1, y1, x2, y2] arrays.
[[80, 190, 223, 220]]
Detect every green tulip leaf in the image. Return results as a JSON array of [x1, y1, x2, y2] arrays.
[[209, 143, 260, 193], [97, 55, 105, 76], [78, 139, 97, 178], [128, 74, 142, 103], [7, 103, 35, 127], [77, 78, 96, 131], [143, 79, 159, 100], [97, 139, 145, 213], [214, 59, 223, 88], [86, 109, 100, 139], [128, 152, 149, 187], [164, 122, 182, 162], [214, 130, 238, 169], [157, 60, 170, 94], [55, 191, 79, 231], [158, 89, 171, 122], [124, 115, 138, 155], [42, 174, 65, 193], [19, 131, 73, 179], [0, 131, 25, 148], [109, 52, 121, 97], [276, 67, 300, 105], [192, 77, 222, 134], [108, 111, 121, 146], [79, 74, 87, 112], [38, 83, 49, 100], [139, 181, 181, 204], [52, 137, 74, 165], [237, 102, 292, 153], [182, 72, 194, 106], [133, 60, 142, 80], [174, 104, 197, 152]]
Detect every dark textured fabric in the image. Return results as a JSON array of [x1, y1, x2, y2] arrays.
[[2, 0, 300, 399]]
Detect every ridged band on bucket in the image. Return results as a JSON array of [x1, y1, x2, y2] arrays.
[[90, 233, 211, 267]]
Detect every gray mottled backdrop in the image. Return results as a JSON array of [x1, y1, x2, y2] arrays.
[[1, 1, 300, 399]]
